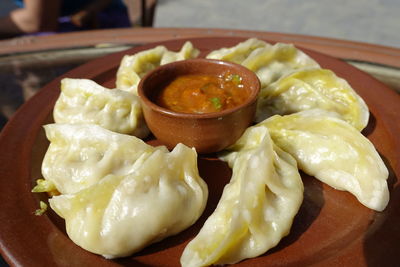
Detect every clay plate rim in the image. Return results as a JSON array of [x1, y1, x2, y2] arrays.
[[0, 37, 399, 267]]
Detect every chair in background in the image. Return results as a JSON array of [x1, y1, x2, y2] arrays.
[[124, 0, 157, 27]]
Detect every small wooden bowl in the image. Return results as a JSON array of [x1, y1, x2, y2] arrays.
[[137, 58, 260, 154]]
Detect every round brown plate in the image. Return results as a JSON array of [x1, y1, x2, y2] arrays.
[[0, 37, 399, 267]]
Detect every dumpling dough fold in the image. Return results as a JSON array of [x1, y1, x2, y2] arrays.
[[181, 125, 303, 267], [53, 78, 148, 137], [263, 109, 389, 211], [116, 41, 200, 94], [42, 124, 167, 194], [256, 68, 369, 130], [50, 143, 208, 259], [207, 38, 319, 88], [206, 38, 269, 64]]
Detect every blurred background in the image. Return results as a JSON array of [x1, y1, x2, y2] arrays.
[[154, 0, 400, 48], [1, 0, 399, 47]]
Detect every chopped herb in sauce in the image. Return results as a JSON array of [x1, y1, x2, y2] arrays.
[[209, 97, 222, 109], [226, 74, 242, 85]]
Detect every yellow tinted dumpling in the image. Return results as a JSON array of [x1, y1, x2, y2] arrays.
[[264, 109, 389, 211], [181, 126, 303, 267], [256, 68, 370, 131]]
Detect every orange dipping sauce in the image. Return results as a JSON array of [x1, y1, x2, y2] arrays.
[[156, 72, 250, 114]]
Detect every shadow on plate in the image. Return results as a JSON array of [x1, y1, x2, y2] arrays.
[[363, 155, 399, 267], [362, 112, 376, 137], [268, 173, 324, 255]]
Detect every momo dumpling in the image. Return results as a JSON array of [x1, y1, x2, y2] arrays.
[[41, 123, 167, 194], [241, 42, 320, 87], [181, 125, 303, 267], [263, 109, 389, 211], [207, 39, 319, 88], [160, 41, 200, 65], [116, 45, 166, 94], [53, 78, 148, 137], [256, 68, 370, 130], [50, 143, 208, 259], [206, 38, 269, 64], [116, 41, 199, 94]]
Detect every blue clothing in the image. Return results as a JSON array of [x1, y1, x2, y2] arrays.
[[62, 0, 100, 16], [14, 0, 127, 15], [60, 0, 127, 17], [14, 0, 95, 15], [13, 0, 130, 33], [13, 0, 23, 8]]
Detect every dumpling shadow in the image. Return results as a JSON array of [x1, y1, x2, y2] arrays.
[[361, 112, 376, 137], [363, 155, 399, 267], [267, 172, 325, 254]]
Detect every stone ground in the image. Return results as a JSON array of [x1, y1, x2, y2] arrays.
[[154, 0, 400, 48]]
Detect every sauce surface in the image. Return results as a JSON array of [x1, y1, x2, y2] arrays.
[[156, 73, 250, 114]]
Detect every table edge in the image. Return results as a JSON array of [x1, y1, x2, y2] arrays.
[[0, 28, 399, 68]]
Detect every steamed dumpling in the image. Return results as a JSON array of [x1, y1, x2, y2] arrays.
[[263, 109, 389, 211], [181, 125, 303, 266], [241, 42, 320, 87], [53, 78, 148, 137], [160, 41, 200, 65], [116, 41, 199, 94], [50, 143, 208, 259], [206, 38, 269, 64], [256, 68, 370, 130], [42, 123, 167, 194], [116, 45, 166, 94], [207, 38, 319, 87]]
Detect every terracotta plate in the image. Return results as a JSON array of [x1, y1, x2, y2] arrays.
[[0, 37, 399, 267]]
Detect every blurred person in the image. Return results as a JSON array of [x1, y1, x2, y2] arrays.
[[0, 0, 131, 39]]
